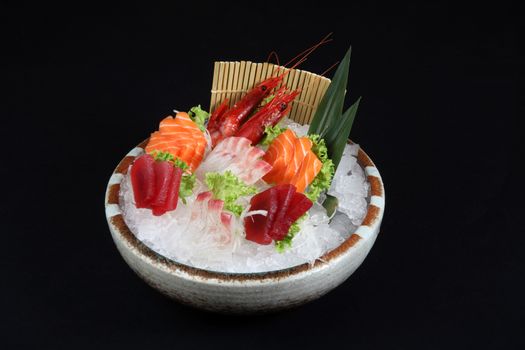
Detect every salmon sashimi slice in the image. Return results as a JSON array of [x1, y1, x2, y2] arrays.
[[290, 151, 322, 193], [145, 113, 207, 172], [262, 129, 296, 183], [262, 157, 285, 184], [189, 143, 206, 170], [146, 133, 184, 159], [159, 112, 200, 134], [195, 136, 271, 185], [177, 144, 196, 166], [281, 136, 312, 184]]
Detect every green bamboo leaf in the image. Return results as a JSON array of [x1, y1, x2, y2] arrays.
[[308, 47, 352, 137], [329, 97, 361, 168]]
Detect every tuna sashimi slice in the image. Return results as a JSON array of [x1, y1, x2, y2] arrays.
[[163, 166, 182, 212], [130, 154, 156, 208], [245, 211, 272, 245], [244, 184, 313, 245], [150, 161, 175, 208], [270, 191, 312, 241], [151, 163, 183, 216], [244, 187, 279, 245], [267, 184, 296, 241]]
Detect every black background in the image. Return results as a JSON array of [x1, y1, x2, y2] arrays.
[[2, 2, 523, 348]]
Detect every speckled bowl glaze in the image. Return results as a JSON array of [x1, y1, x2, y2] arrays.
[[105, 139, 385, 314]]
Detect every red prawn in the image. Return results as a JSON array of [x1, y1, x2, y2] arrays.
[[208, 76, 283, 146], [235, 87, 300, 145]]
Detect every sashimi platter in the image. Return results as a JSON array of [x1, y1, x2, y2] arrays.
[[105, 39, 385, 312]]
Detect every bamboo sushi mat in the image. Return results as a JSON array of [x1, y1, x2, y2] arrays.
[[210, 62, 331, 126]]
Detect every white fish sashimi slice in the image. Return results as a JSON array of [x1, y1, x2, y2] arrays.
[[189, 191, 233, 246], [195, 136, 272, 185]]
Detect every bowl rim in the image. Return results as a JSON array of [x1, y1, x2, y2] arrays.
[[105, 138, 385, 282]]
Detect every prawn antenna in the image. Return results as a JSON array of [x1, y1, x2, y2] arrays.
[[266, 51, 280, 67], [321, 61, 340, 77], [284, 32, 333, 69], [270, 32, 333, 82]]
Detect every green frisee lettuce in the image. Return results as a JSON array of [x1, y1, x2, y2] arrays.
[[205, 171, 257, 216], [305, 134, 335, 202], [261, 124, 287, 146], [151, 150, 175, 163], [179, 174, 195, 204], [188, 105, 210, 132]]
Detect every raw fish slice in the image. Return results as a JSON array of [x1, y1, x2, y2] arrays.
[[271, 192, 313, 241], [189, 192, 213, 236], [262, 129, 296, 183], [288, 192, 314, 223], [146, 113, 207, 171], [267, 184, 296, 240], [159, 113, 201, 135], [150, 161, 175, 208], [281, 137, 312, 183], [262, 157, 285, 184], [146, 132, 177, 152], [188, 136, 207, 171], [130, 154, 156, 208], [196, 136, 271, 185], [226, 146, 271, 185], [163, 166, 182, 212], [221, 212, 233, 229], [174, 112, 202, 134], [290, 151, 322, 193], [244, 187, 278, 245], [244, 211, 272, 245], [207, 199, 231, 244], [208, 199, 225, 212], [264, 188, 280, 237], [196, 191, 213, 202], [190, 191, 233, 245], [195, 137, 242, 175], [239, 160, 272, 185], [177, 143, 196, 166], [244, 184, 313, 245]]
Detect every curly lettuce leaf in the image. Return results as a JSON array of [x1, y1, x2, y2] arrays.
[[261, 124, 287, 146], [179, 174, 195, 204], [188, 105, 210, 132], [150, 150, 175, 162], [305, 134, 335, 202], [261, 94, 275, 106], [308, 134, 328, 162], [150, 150, 190, 171], [205, 171, 257, 216]]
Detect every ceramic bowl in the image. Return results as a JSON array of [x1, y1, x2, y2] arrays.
[[104, 139, 385, 314]]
